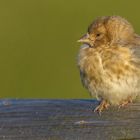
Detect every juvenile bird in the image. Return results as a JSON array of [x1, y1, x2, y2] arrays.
[[77, 16, 140, 114]]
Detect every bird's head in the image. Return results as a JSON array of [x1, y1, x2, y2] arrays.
[[78, 16, 134, 47]]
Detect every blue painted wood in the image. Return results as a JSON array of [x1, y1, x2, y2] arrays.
[[0, 99, 139, 140]]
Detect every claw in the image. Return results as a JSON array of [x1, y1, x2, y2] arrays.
[[119, 96, 133, 108], [93, 100, 110, 115], [94, 105, 102, 116]]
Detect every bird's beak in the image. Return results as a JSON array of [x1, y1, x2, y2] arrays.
[[77, 33, 90, 43]]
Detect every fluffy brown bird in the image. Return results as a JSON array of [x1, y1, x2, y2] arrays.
[[77, 16, 140, 114]]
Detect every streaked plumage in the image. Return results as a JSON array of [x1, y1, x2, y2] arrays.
[[77, 16, 140, 113]]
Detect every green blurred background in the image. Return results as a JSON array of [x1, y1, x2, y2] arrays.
[[0, 0, 140, 98]]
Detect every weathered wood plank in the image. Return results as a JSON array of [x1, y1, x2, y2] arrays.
[[0, 99, 139, 140]]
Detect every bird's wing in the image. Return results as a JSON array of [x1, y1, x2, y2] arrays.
[[125, 34, 140, 67], [132, 46, 140, 57], [132, 48, 140, 65], [116, 39, 140, 67]]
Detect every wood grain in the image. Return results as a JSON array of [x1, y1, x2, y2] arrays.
[[0, 99, 139, 140]]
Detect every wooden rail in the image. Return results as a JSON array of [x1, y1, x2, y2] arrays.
[[0, 99, 139, 140]]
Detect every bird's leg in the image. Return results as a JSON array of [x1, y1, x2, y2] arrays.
[[119, 96, 133, 108], [94, 100, 110, 115], [104, 101, 110, 109]]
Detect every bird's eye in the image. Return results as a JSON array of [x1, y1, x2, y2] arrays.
[[96, 33, 100, 37]]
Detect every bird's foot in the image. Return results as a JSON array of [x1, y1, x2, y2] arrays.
[[94, 100, 110, 115], [119, 97, 133, 108]]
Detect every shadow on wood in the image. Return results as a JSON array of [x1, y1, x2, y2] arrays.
[[0, 99, 139, 140]]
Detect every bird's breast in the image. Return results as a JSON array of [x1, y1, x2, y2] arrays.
[[78, 44, 139, 83], [77, 45, 105, 96], [77, 44, 140, 102]]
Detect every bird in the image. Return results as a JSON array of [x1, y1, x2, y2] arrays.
[[77, 16, 140, 114]]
